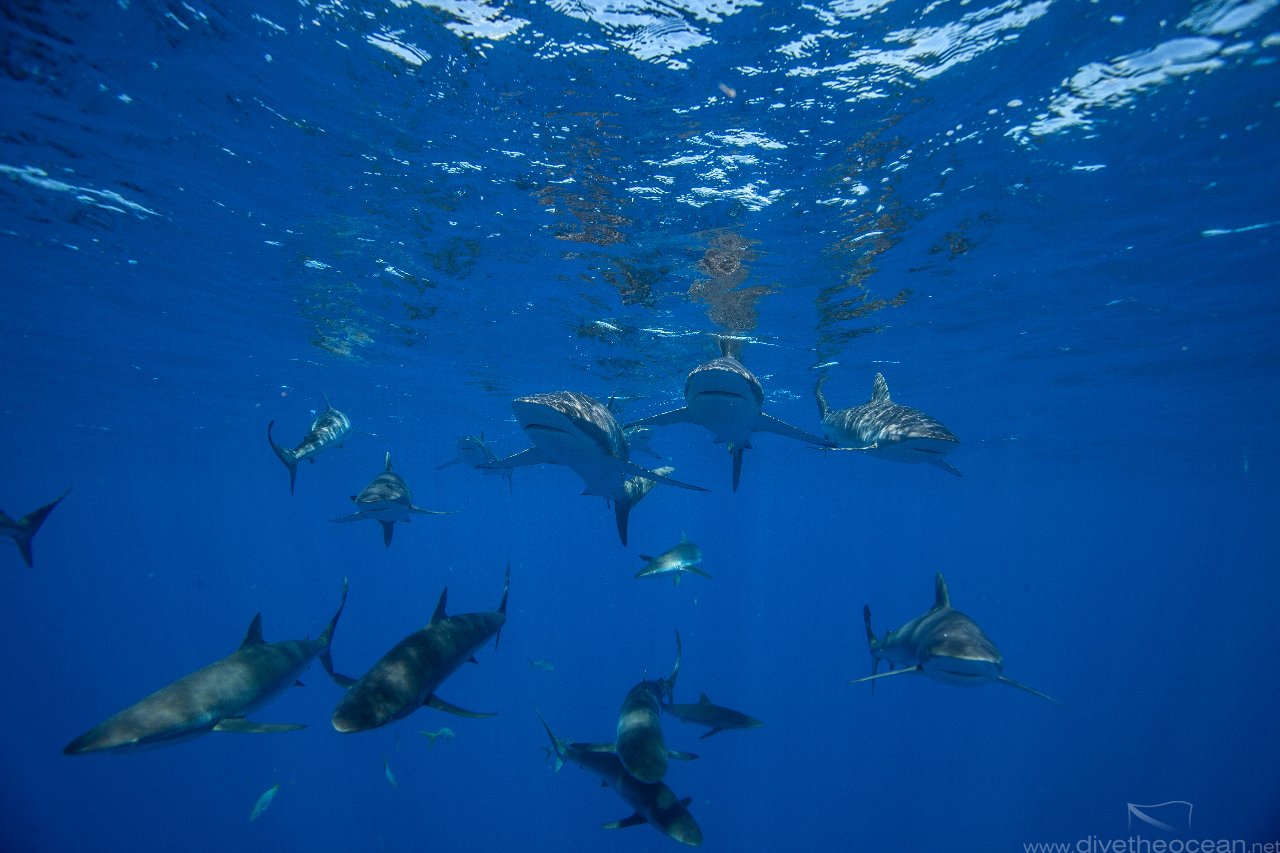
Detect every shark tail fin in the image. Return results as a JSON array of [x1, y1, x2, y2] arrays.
[[862, 604, 881, 694], [614, 501, 632, 547], [380, 521, 395, 547], [267, 421, 299, 495], [815, 374, 831, 420], [666, 630, 682, 699], [319, 578, 358, 687], [534, 707, 566, 772], [10, 489, 69, 568], [730, 445, 744, 492], [494, 562, 510, 649]]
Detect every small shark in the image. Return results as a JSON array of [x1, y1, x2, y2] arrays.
[[419, 726, 455, 748], [537, 710, 703, 847], [628, 337, 830, 491], [850, 573, 1058, 703], [331, 452, 452, 547], [622, 425, 663, 460], [815, 373, 961, 476], [481, 391, 705, 545], [330, 564, 509, 733], [615, 632, 695, 784], [1, 488, 69, 567], [436, 433, 513, 490], [664, 693, 763, 739], [64, 579, 349, 755], [635, 534, 711, 585], [267, 398, 351, 494]]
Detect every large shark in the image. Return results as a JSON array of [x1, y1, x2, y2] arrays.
[[815, 373, 961, 476], [537, 710, 703, 847], [481, 391, 706, 545], [663, 693, 763, 739], [850, 573, 1058, 703], [436, 433, 513, 490], [64, 579, 349, 755], [267, 398, 351, 494], [330, 564, 509, 733], [628, 338, 830, 491], [635, 533, 711, 585], [1, 488, 69, 568], [331, 452, 452, 547], [615, 632, 695, 784]]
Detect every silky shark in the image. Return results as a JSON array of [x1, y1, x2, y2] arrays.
[[663, 693, 763, 739], [267, 398, 351, 494], [537, 710, 703, 847], [1, 488, 69, 568], [436, 433, 513, 490], [481, 391, 706, 545], [628, 337, 830, 491], [331, 452, 452, 547], [329, 563, 509, 733], [614, 632, 695, 784], [815, 373, 961, 476], [635, 533, 711, 585], [64, 578, 349, 755], [850, 573, 1058, 703]]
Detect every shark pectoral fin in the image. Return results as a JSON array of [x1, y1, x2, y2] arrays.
[[620, 460, 707, 492], [934, 458, 963, 477], [753, 412, 831, 446], [824, 443, 877, 453], [577, 742, 618, 754], [668, 749, 698, 761], [997, 675, 1061, 704], [602, 812, 648, 830], [426, 695, 496, 718], [698, 726, 724, 740], [687, 567, 712, 580], [848, 667, 922, 687], [293, 680, 305, 688], [329, 513, 364, 523], [214, 719, 306, 734], [627, 407, 692, 429], [480, 447, 548, 470], [410, 506, 455, 515]]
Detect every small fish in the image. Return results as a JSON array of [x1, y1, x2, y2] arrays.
[[419, 727, 455, 749], [250, 784, 280, 821], [635, 533, 710, 586], [383, 756, 398, 788], [528, 658, 556, 672], [1, 488, 69, 568]]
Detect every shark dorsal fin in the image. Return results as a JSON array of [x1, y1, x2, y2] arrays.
[[871, 373, 891, 404], [240, 613, 265, 648], [933, 573, 951, 610], [429, 588, 448, 625], [717, 335, 745, 360], [384, 451, 393, 472], [699, 693, 711, 704]]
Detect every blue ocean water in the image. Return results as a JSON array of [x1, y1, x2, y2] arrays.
[[3, 0, 1279, 850]]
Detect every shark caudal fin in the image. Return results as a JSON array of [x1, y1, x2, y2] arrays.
[[494, 562, 510, 648], [534, 707, 567, 772], [730, 445, 744, 492], [317, 577, 349, 674], [997, 676, 1062, 704], [861, 604, 883, 694], [814, 375, 831, 420], [267, 421, 299, 495], [665, 630, 682, 700], [7, 489, 69, 568]]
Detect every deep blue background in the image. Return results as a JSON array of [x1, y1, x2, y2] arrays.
[[2, 1, 1278, 851]]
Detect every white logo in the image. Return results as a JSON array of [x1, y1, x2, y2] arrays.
[[1126, 801, 1193, 834]]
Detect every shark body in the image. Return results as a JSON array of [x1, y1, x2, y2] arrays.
[[537, 710, 702, 847], [628, 338, 829, 491], [482, 391, 705, 544], [663, 693, 763, 739], [851, 573, 1057, 703], [331, 452, 451, 546], [64, 579, 348, 754], [330, 565, 509, 732], [267, 399, 351, 494], [816, 373, 961, 476]]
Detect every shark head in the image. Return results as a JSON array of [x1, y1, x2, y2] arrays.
[[512, 391, 626, 461], [916, 610, 1005, 686], [684, 357, 764, 412]]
